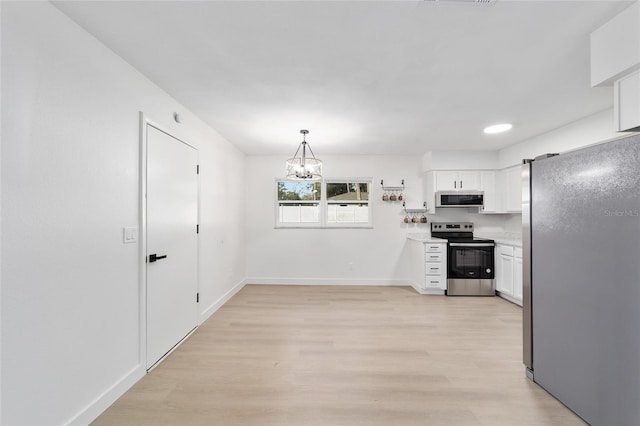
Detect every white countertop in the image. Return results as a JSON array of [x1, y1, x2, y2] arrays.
[[408, 232, 523, 247], [406, 234, 445, 243], [475, 232, 523, 247]]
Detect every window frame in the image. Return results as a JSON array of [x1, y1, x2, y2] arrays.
[[274, 177, 373, 229], [274, 180, 323, 228], [324, 178, 372, 228]]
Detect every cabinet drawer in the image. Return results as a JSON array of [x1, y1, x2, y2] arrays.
[[425, 276, 444, 288], [425, 244, 443, 253], [425, 253, 443, 263], [514, 247, 523, 259], [498, 245, 514, 257], [426, 264, 443, 276]]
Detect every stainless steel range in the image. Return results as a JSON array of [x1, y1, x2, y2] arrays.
[[430, 222, 495, 296]]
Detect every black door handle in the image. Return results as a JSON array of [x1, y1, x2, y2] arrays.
[[148, 253, 167, 263]]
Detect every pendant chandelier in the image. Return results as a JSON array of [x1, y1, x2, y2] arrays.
[[285, 129, 322, 180]]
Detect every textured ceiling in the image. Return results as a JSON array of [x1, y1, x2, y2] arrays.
[[53, 0, 633, 155]]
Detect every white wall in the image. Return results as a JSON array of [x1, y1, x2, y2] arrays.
[[245, 155, 425, 284], [1, 2, 245, 425], [422, 150, 499, 171], [245, 154, 520, 283], [498, 108, 623, 168]]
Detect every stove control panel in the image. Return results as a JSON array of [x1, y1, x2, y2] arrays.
[[431, 222, 474, 232]]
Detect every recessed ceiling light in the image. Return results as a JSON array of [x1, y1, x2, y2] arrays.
[[483, 123, 513, 134]]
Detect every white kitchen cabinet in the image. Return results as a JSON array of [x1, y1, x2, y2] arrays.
[[435, 171, 459, 190], [495, 243, 522, 306], [425, 242, 447, 292], [513, 248, 523, 301], [408, 238, 447, 295], [424, 171, 437, 214], [497, 245, 514, 295], [434, 170, 480, 191], [479, 171, 498, 213], [614, 69, 640, 132], [590, 1, 640, 87], [504, 165, 522, 213]]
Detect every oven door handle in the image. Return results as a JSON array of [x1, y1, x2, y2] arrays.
[[449, 243, 495, 247]]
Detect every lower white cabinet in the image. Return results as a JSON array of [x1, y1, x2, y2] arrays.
[[513, 250, 523, 301], [408, 238, 447, 294], [424, 242, 447, 292], [495, 244, 523, 305]]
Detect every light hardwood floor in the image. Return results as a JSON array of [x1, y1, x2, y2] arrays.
[[93, 285, 583, 425]]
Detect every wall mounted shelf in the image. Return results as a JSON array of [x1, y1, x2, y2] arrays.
[[403, 202, 428, 223], [381, 179, 405, 202], [402, 201, 427, 213]]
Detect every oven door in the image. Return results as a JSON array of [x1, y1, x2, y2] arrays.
[[447, 243, 495, 279]]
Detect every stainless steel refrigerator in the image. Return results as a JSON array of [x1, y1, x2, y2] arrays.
[[523, 133, 640, 426]]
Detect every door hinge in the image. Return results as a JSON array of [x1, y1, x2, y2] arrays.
[[196, 224, 199, 234], [197, 164, 200, 174], [196, 292, 200, 303]]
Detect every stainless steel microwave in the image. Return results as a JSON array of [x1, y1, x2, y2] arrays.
[[435, 191, 484, 208]]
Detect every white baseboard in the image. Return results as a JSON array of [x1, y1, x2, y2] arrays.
[[67, 364, 145, 426], [199, 279, 246, 324], [68, 279, 246, 425], [496, 291, 523, 307], [245, 277, 409, 286], [408, 279, 424, 294]]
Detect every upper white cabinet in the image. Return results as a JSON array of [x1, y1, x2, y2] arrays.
[[504, 165, 522, 213], [479, 171, 498, 213], [590, 2, 640, 132], [434, 170, 480, 191], [425, 167, 522, 214], [590, 1, 640, 87], [614, 69, 640, 132]]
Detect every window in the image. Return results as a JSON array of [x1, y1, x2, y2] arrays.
[[326, 181, 370, 225], [276, 179, 372, 228], [277, 181, 321, 225]]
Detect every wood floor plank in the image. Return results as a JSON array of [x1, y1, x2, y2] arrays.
[[92, 285, 584, 425]]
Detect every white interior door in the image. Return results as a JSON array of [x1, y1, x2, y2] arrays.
[[146, 124, 198, 369]]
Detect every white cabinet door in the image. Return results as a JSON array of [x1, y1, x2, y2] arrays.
[[424, 171, 437, 214], [458, 171, 480, 190], [435, 171, 459, 191], [479, 171, 497, 213], [498, 253, 514, 296], [514, 255, 523, 302], [435, 170, 480, 191], [505, 165, 522, 213], [615, 70, 640, 132]]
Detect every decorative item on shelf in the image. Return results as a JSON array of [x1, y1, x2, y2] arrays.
[[402, 201, 428, 224], [380, 179, 405, 202], [285, 129, 322, 180]]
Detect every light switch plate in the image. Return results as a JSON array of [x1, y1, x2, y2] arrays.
[[123, 227, 138, 244]]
